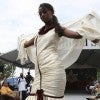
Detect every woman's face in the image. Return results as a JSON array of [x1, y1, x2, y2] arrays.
[[39, 7, 53, 23]]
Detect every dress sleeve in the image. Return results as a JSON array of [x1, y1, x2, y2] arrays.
[[58, 11, 100, 69]]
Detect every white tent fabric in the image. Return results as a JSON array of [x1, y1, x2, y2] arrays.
[[17, 11, 100, 69]]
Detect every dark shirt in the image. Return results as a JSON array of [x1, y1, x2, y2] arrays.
[[25, 75, 33, 85]]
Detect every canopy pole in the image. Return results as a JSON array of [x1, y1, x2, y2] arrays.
[[22, 67, 24, 74], [12, 64, 14, 87]]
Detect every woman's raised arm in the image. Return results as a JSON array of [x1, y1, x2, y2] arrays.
[[62, 27, 82, 39]]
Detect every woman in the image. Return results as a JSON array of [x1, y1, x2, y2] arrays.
[[0, 80, 16, 100], [21, 3, 100, 100], [86, 82, 100, 100], [24, 3, 83, 100]]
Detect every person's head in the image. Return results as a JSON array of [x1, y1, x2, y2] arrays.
[[2, 80, 9, 87], [20, 73, 23, 77], [28, 72, 30, 75], [38, 3, 63, 37], [91, 76, 97, 81], [39, 3, 54, 23]]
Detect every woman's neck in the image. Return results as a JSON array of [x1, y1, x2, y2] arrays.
[[38, 22, 54, 35], [45, 20, 54, 30]]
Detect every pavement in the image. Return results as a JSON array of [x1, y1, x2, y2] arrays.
[[64, 91, 93, 100]]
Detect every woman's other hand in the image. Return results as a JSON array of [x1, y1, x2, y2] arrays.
[[91, 39, 100, 44]]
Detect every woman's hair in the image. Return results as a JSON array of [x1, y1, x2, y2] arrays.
[[39, 3, 64, 37], [39, 3, 54, 14]]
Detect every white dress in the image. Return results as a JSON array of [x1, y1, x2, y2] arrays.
[[26, 29, 66, 100], [17, 11, 100, 100]]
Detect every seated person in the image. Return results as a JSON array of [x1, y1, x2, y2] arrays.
[[86, 82, 100, 100], [0, 80, 17, 100], [86, 76, 98, 94], [96, 81, 100, 90], [0, 83, 1, 93]]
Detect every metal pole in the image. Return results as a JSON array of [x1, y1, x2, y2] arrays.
[[12, 64, 14, 89], [0, 72, 2, 89], [29, 68, 30, 72], [22, 67, 24, 74]]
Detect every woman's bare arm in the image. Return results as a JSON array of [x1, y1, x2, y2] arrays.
[[24, 38, 35, 48], [62, 27, 100, 43], [62, 27, 82, 39]]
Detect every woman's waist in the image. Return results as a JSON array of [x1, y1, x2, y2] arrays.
[[35, 62, 65, 77], [37, 50, 59, 63], [37, 47, 57, 56]]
